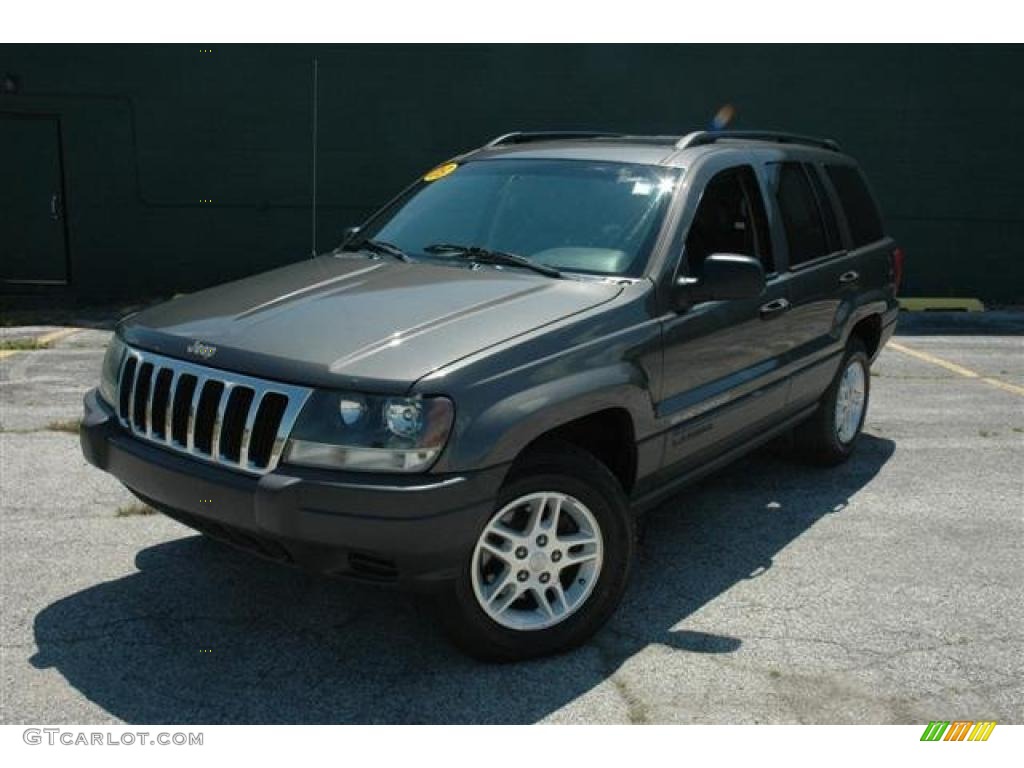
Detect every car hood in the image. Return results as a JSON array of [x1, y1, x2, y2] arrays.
[[121, 256, 625, 391]]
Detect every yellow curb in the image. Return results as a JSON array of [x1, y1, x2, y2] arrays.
[[899, 297, 985, 312], [888, 341, 1024, 397], [0, 350, 17, 360]]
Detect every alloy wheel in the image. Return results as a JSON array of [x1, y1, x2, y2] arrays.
[[470, 492, 604, 631]]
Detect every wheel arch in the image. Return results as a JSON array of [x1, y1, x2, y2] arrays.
[[437, 363, 651, 494], [848, 312, 883, 358]]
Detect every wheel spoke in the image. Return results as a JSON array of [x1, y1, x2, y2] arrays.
[[526, 495, 559, 536], [548, 583, 569, 615], [523, 497, 545, 536], [488, 520, 523, 544], [545, 494, 563, 532], [558, 530, 597, 547], [562, 547, 599, 567], [479, 540, 513, 566], [488, 578, 519, 614], [531, 587, 553, 618]]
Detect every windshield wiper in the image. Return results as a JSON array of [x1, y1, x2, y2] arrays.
[[339, 238, 411, 262], [424, 243, 562, 278]]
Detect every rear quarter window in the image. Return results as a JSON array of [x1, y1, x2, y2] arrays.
[[825, 165, 885, 247]]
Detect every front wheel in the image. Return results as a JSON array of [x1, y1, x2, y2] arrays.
[[437, 442, 634, 662], [795, 337, 871, 465]]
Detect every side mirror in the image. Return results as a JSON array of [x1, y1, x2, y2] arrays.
[[673, 253, 766, 309], [341, 225, 361, 244]]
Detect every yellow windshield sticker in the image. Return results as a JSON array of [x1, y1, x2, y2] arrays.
[[423, 162, 458, 182]]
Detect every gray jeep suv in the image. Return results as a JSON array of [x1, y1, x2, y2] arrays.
[[81, 130, 900, 660]]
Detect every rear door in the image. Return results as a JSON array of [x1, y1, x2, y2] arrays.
[[768, 160, 858, 409], [0, 115, 69, 285]]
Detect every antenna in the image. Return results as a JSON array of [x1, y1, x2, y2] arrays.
[[310, 57, 319, 258]]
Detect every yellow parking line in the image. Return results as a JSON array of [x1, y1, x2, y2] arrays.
[[0, 327, 82, 361], [35, 327, 82, 345], [888, 341, 1024, 397], [981, 377, 1024, 397]]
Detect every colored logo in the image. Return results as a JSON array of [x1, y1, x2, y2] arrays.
[[920, 721, 996, 741]]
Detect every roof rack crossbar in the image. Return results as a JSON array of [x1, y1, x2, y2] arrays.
[[485, 131, 623, 148], [676, 130, 841, 152]]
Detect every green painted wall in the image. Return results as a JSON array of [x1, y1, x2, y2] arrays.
[[1, 44, 1022, 302]]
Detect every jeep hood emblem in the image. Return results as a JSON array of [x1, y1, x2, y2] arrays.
[[186, 340, 217, 359]]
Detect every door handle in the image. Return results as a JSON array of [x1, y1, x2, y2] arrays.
[[50, 193, 60, 221], [759, 297, 790, 318], [839, 270, 859, 284]]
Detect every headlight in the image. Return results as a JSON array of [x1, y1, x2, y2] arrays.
[[283, 391, 454, 473], [99, 335, 127, 407]]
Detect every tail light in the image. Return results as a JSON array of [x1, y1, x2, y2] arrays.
[[891, 247, 905, 293]]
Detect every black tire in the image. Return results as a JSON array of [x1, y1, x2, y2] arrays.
[[436, 441, 635, 662], [794, 337, 870, 466]]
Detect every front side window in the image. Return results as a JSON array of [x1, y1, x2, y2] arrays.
[[361, 159, 681, 277], [684, 165, 773, 276]]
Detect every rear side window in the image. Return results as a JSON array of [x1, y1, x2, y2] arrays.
[[825, 165, 885, 247], [774, 163, 829, 266], [805, 165, 841, 253]]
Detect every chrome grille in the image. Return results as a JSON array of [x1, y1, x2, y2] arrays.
[[115, 346, 312, 475]]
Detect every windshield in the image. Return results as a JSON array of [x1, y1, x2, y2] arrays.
[[358, 159, 682, 277]]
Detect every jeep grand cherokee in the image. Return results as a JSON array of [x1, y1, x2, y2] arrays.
[[81, 130, 900, 660]]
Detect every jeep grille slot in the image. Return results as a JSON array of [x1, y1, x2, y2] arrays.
[[118, 356, 137, 421], [219, 387, 254, 463], [150, 368, 174, 439], [131, 362, 154, 432], [171, 374, 198, 445], [193, 380, 225, 454], [248, 392, 288, 469], [114, 345, 312, 475]]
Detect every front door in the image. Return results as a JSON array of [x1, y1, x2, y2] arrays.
[[657, 162, 792, 476], [0, 115, 69, 285]]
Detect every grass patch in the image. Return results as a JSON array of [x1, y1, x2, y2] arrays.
[[115, 503, 156, 518], [47, 418, 81, 434], [0, 338, 52, 351]]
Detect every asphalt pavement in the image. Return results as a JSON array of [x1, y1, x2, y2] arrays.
[[1, 315, 1021, 723]]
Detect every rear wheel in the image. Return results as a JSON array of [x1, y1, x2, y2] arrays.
[[437, 442, 634, 661], [795, 337, 870, 465]]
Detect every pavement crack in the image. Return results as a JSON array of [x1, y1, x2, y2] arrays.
[[592, 627, 653, 724]]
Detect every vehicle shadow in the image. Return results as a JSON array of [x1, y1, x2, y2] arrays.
[[31, 434, 894, 723]]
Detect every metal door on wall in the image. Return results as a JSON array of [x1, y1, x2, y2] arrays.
[[0, 114, 69, 285]]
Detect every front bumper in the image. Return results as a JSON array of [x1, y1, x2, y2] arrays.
[[80, 388, 506, 589]]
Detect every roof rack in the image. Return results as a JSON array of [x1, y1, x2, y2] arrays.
[[485, 131, 623, 148], [676, 130, 841, 152]]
